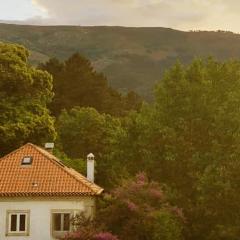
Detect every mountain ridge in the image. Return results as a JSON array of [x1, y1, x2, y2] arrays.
[[1, 23, 240, 99]]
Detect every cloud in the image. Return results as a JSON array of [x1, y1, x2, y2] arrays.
[[19, 0, 240, 32]]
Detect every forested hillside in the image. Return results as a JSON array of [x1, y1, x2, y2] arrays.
[[1, 23, 240, 98], [2, 42, 240, 240]]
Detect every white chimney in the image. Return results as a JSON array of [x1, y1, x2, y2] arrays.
[[45, 143, 54, 153], [87, 153, 95, 182]]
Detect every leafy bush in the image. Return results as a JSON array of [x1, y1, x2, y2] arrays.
[[97, 173, 184, 240]]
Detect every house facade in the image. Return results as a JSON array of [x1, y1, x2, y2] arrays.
[[0, 143, 103, 240]]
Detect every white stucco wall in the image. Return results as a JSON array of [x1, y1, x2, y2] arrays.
[[0, 197, 95, 240]]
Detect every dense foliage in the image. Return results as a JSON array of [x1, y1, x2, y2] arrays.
[[39, 54, 142, 116], [153, 59, 240, 239], [56, 107, 126, 188], [64, 173, 183, 240], [107, 59, 240, 240], [64, 232, 118, 240], [63, 214, 118, 240], [0, 42, 56, 155], [97, 173, 184, 240], [2, 42, 240, 240]]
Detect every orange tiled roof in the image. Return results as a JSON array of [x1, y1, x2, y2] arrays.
[[0, 143, 103, 197]]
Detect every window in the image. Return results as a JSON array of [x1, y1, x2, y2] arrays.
[[6, 210, 30, 236], [52, 211, 72, 237], [21, 156, 33, 165]]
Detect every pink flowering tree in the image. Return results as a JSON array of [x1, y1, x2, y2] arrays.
[[62, 214, 118, 240], [64, 173, 183, 240], [64, 232, 118, 240], [97, 173, 184, 240]]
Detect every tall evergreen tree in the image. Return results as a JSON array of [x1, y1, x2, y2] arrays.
[[40, 53, 142, 116]]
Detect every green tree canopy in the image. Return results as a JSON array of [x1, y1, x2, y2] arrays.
[[107, 58, 240, 240], [40, 54, 142, 117], [97, 173, 183, 240], [0, 42, 56, 155], [56, 107, 127, 187]]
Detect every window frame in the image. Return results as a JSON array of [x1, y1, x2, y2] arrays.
[[51, 210, 74, 238], [6, 210, 30, 236], [21, 156, 33, 166]]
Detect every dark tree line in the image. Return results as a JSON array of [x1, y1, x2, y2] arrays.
[[39, 53, 142, 117]]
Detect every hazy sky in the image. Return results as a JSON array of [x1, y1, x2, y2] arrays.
[[1, 0, 240, 32]]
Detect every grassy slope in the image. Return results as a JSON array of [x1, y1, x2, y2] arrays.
[[1, 23, 240, 99]]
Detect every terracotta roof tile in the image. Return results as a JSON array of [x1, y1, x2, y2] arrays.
[[0, 143, 103, 197]]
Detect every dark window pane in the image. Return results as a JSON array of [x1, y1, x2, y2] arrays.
[[63, 214, 70, 231], [10, 214, 17, 231], [19, 214, 26, 231], [53, 214, 61, 231]]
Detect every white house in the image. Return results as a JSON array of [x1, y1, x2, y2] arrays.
[[0, 143, 103, 240]]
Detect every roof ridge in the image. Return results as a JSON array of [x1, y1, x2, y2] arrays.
[[66, 167, 103, 195], [29, 143, 103, 195], [0, 142, 32, 162]]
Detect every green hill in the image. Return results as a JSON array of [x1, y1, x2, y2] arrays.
[[1, 23, 240, 99]]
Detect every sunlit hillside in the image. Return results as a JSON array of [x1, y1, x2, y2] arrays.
[[1, 23, 240, 98]]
